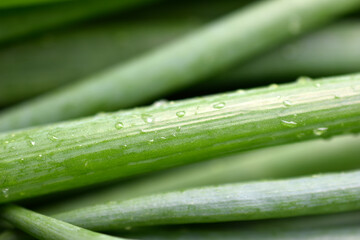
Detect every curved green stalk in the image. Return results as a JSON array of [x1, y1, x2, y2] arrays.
[[54, 170, 360, 230], [0, 74, 360, 203], [121, 211, 360, 240], [0, 0, 247, 107], [1, 0, 360, 131], [41, 135, 360, 214], [0, 205, 127, 240], [0, 0, 157, 45]]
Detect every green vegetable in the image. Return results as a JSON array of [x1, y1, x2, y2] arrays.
[[41, 135, 360, 214], [121, 211, 360, 240], [2, 18, 360, 108], [0, 74, 359, 203], [54, 170, 360, 230], [0, 0, 158, 45], [0, 0, 247, 106], [2, 0, 360, 131], [0, 205, 126, 240]]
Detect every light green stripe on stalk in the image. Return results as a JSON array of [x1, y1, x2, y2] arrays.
[[0, 74, 359, 203], [55, 170, 360, 230], [0, 205, 127, 240], [1, 0, 360, 131], [121, 211, 360, 240], [39, 135, 360, 214]]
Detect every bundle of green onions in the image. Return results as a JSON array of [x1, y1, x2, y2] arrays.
[[0, 0, 360, 239]]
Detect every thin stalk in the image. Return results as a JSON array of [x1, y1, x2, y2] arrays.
[[54, 170, 360, 230], [2, 18, 360, 108], [40, 135, 360, 214], [121, 211, 360, 240], [0, 0, 158, 44], [0, 205, 127, 240], [0, 74, 359, 203], [0, 0, 247, 106], [1, 0, 360, 131]]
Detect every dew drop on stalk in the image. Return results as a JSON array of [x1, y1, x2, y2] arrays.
[[213, 102, 226, 109], [176, 111, 186, 118], [313, 127, 328, 136], [115, 122, 124, 130], [269, 84, 279, 89], [283, 100, 293, 107], [153, 99, 168, 107], [141, 114, 154, 123], [30, 140, 36, 146], [296, 76, 312, 84], [148, 139, 154, 144], [281, 120, 298, 128]]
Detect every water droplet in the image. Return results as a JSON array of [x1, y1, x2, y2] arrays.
[[141, 114, 154, 123], [176, 111, 185, 118], [283, 100, 293, 107], [213, 102, 226, 109], [269, 84, 279, 89], [296, 76, 312, 84], [115, 122, 124, 130], [49, 135, 59, 141], [2, 188, 9, 198], [236, 89, 245, 94], [38, 154, 43, 158], [4, 141, 9, 144], [123, 144, 128, 148], [30, 141, 36, 146], [160, 137, 167, 140], [153, 99, 168, 107], [148, 139, 154, 144], [281, 120, 298, 128], [313, 127, 328, 136]]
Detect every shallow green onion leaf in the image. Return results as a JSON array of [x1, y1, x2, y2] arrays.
[[39, 135, 360, 214], [0, 205, 128, 240], [0, 74, 359, 204], [1, 0, 360, 131], [0, 0, 248, 107], [120, 211, 360, 240], [54, 170, 360, 230]]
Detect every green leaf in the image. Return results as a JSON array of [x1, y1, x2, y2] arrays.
[[2, 0, 360, 131], [54, 170, 360, 230], [0, 74, 359, 203], [0, 205, 127, 240], [40, 135, 360, 214]]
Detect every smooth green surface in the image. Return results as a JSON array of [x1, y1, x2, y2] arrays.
[[0, 0, 247, 106], [121, 211, 360, 240], [0, 0, 70, 8], [0, 205, 125, 240], [55, 170, 360, 230], [0, 74, 360, 203], [41, 135, 360, 214], [2, 0, 360, 131], [0, 0, 157, 45]]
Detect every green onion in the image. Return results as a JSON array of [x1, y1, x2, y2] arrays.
[[40, 135, 360, 214], [2, 0, 360, 131], [121, 211, 360, 240], [2, 18, 360, 107], [0, 0, 69, 8], [0, 205, 127, 240], [0, 74, 359, 203], [54, 170, 360, 230]]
